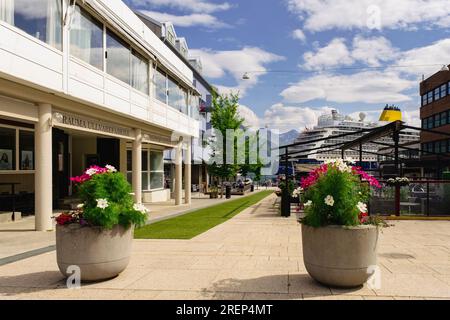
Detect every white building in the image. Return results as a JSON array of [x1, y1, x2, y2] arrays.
[[0, 0, 200, 231]]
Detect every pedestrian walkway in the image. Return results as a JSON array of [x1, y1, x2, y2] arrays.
[[0, 193, 449, 300], [0, 190, 267, 262]]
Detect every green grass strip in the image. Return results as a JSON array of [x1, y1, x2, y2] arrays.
[[134, 190, 273, 240]]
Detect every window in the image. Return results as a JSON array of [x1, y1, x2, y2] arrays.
[[0, 0, 62, 49], [441, 112, 448, 126], [126, 150, 132, 183], [19, 130, 34, 170], [142, 150, 149, 191], [435, 115, 440, 128], [70, 5, 103, 70], [168, 77, 187, 114], [106, 29, 130, 84], [131, 50, 149, 94], [440, 84, 447, 99], [150, 151, 164, 190], [0, 127, 16, 170], [154, 68, 167, 104], [434, 88, 440, 101], [427, 91, 433, 104], [422, 95, 427, 107]]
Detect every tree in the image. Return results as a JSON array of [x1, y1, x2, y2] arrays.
[[208, 93, 244, 197]]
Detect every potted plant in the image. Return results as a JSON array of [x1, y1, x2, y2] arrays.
[[209, 185, 219, 199], [55, 165, 148, 282], [299, 159, 385, 287]]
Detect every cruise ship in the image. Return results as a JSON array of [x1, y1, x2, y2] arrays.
[[291, 109, 419, 167]]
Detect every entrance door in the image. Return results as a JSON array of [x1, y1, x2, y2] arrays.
[[97, 138, 120, 170], [53, 128, 69, 208]]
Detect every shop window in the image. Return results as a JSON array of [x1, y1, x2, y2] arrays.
[[19, 130, 34, 170], [150, 151, 164, 190], [0, 0, 62, 50], [0, 127, 16, 170], [106, 29, 130, 85], [70, 4, 103, 70]]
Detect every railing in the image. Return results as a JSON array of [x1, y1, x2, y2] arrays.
[[369, 180, 450, 216]]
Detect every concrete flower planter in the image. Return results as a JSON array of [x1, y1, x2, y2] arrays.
[[301, 224, 379, 288], [56, 224, 133, 281]]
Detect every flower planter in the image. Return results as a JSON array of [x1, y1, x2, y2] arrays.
[[301, 224, 379, 287], [56, 224, 133, 281]]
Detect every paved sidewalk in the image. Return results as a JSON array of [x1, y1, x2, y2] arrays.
[[0, 193, 450, 300], [0, 190, 267, 261]]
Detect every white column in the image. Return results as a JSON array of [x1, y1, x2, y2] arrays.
[[184, 139, 192, 204], [174, 140, 182, 205], [35, 103, 53, 231], [132, 129, 142, 203]]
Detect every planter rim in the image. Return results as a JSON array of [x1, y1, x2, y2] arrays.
[[56, 223, 133, 231], [301, 224, 377, 230]]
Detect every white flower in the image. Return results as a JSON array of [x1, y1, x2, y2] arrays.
[[357, 202, 368, 213], [105, 165, 117, 173], [76, 203, 84, 209], [292, 187, 303, 198], [96, 198, 109, 209], [133, 203, 149, 214], [85, 168, 97, 176], [304, 200, 313, 207], [324, 195, 335, 207]]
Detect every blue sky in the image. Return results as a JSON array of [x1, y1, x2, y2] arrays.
[[125, 0, 450, 132]]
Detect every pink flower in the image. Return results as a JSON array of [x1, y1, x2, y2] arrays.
[[70, 166, 110, 184]]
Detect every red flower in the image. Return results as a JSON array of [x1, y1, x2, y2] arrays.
[[358, 212, 369, 224], [56, 213, 74, 225]]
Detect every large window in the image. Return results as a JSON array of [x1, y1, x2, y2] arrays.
[[106, 29, 130, 85], [150, 151, 164, 190], [0, 0, 62, 49], [154, 68, 168, 104], [168, 76, 187, 114], [126, 149, 164, 190], [440, 84, 447, 99], [70, 4, 103, 70], [0, 126, 34, 171], [0, 127, 16, 170], [131, 50, 149, 94]]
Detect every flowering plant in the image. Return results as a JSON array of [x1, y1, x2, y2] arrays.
[[55, 165, 148, 229], [300, 159, 381, 227], [386, 177, 410, 187]]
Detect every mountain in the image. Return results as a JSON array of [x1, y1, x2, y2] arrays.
[[279, 130, 299, 146]]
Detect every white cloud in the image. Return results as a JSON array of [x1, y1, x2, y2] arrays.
[[190, 47, 284, 97], [287, 0, 450, 32], [281, 71, 415, 104], [292, 29, 307, 42], [303, 38, 353, 70], [395, 38, 450, 78], [238, 105, 261, 128], [302, 36, 398, 70], [130, 0, 233, 13], [140, 10, 229, 28], [351, 36, 399, 67], [262, 103, 335, 133]]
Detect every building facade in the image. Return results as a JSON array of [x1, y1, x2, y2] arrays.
[[0, 0, 200, 230], [136, 11, 215, 194], [420, 65, 450, 177]]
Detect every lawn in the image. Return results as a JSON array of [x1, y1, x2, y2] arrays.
[[134, 190, 273, 239]]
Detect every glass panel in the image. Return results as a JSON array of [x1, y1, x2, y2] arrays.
[[154, 68, 167, 104], [131, 50, 149, 94], [150, 151, 163, 171], [167, 76, 179, 109], [70, 5, 103, 70], [19, 130, 34, 170], [142, 150, 148, 171], [422, 95, 427, 106], [126, 172, 132, 184], [106, 29, 130, 84], [142, 172, 149, 191], [428, 92, 433, 104], [150, 172, 163, 190], [0, 127, 15, 170], [126, 150, 132, 171], [434, 88, 440, 101], [2, 0, 63, 50], [441, 84, 447, 99], [442, 112, 448, 126]]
